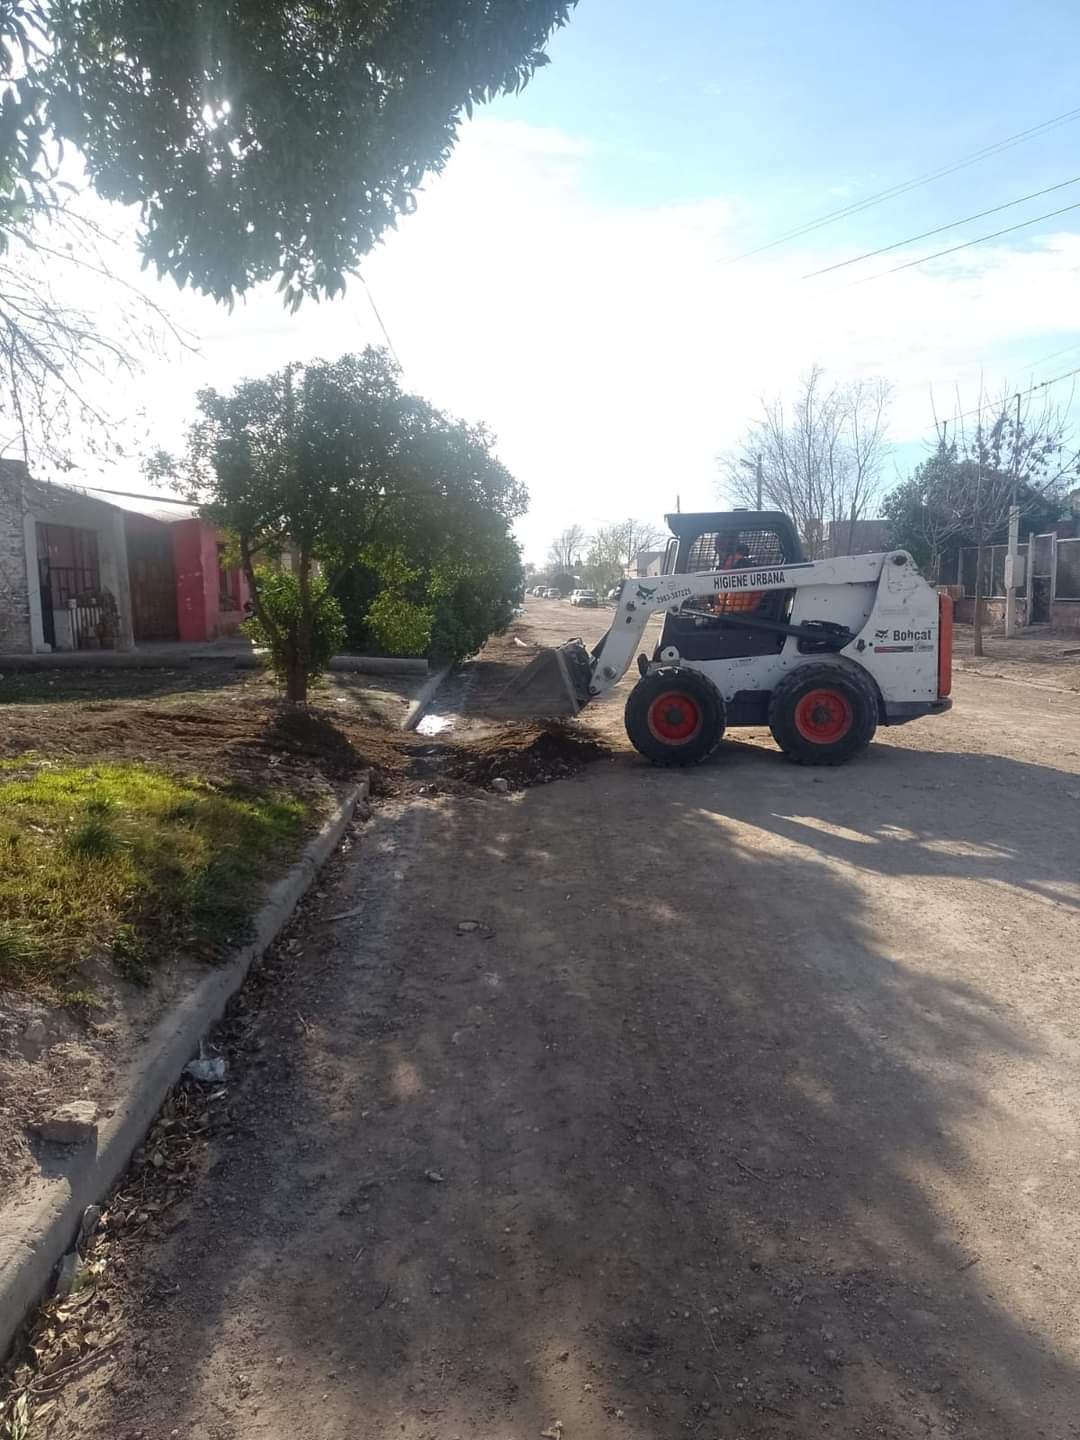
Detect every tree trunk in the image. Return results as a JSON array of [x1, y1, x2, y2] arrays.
[[972, 543, 985, 657], [284, 661, 307, 706], [289, 546, 312, 707]]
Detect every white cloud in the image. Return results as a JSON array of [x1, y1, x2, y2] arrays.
[[43, 117, 1080, 561]]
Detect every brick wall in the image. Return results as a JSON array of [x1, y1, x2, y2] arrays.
[[1050, 601, 1080, 636], [0, 461, 31, 653]]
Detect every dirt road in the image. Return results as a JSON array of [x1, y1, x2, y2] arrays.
[[33, 600, 1080, 1439]]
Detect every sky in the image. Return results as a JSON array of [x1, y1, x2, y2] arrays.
[[36, 0, 1080, 564]]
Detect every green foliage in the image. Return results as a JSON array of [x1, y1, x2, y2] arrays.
[[582, 526, 626, 596], [0, 759, 308, 997], [244, 568, 346, 692], [336, 566, 384, 652], [65, 812, 120, 859], [884, 433, 1075, 580], [427, 538, 523, 660], [339, 536, 523, 661], [548, 571, 576, 595], [17, 0, 577, 302], [365, 591, 433, 658], [0, 2, 50, 239], [167, 347, 526, 696]]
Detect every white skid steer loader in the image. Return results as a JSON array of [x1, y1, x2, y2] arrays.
[[507, 510, 953, 766]]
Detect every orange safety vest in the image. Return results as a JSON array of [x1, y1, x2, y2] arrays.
[[713, 554, 761, 614]]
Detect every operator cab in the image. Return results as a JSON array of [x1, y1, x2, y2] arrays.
[[658, 510, 805, 664]]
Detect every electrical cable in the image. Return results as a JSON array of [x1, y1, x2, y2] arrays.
[[359, 275, 404, 371], [852, 200, 1080, 285], [929, 363, 1080, 434], [723, 102, 1080, 265], [803, 174, 1080, 278]]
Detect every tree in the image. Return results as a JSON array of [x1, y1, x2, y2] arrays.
[[0, 206, 186, 469], [0, 7, 185, 469], [608, 518, 665, 573], [5, 0, 577, 305], [583, 518, 664, 592], [582, 526, 626, 596], [155, 347, 526, 702], [719, 367, 892, 557], [882, 447, 970, 581], [882, 393, 1080, 654], [547, 524, 586, 573]]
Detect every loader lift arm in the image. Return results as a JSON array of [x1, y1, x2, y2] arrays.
[[582, 555, 888, 704]]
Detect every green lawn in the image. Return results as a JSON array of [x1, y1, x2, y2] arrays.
[[0, 758, 309, 998]]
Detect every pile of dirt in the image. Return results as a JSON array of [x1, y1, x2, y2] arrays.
[[437, 720, 616, 790]]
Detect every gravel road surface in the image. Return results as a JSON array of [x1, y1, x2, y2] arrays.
[[34, 598, 1080, 1440]]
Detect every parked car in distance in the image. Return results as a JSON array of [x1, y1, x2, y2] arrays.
[[531, 585, 546, 596], [570, 589, 598, 607], [544, 587, 561, 599]]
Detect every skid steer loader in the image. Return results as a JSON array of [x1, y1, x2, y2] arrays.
[[508, 510, 953, 766]]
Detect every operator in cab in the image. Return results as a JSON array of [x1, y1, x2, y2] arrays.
[[711, 535, 762, 616]]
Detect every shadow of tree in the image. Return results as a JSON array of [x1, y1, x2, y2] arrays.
[[68, 753, 1080, 1440]]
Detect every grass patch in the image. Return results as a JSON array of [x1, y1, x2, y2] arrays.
[[0, 759, 309, 997]]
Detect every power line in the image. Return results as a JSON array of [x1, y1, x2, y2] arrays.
[[852, 199, 1080, 285], [359, 274, 403, 371], [803, 174, 1080, 279], [723, 102, 1080, 265], [929, 363, 1080, 434], [1021, 337, 1080, 371]]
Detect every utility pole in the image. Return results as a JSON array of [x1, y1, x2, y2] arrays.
[[1004, 391, 1022, 639], [738, 455, 764, 510]]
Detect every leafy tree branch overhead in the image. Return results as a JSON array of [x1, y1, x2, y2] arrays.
[[3, 0, 577, 304]]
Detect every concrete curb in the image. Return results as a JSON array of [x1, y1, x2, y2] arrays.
[[1, 652, 427, 676], [0, 776, 367, 1363], [401, 663, 453, 731], [235, 654, 428, 676]]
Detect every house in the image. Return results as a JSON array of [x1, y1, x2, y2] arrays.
[[825, 518, 891, 557], [627, 548, 665, 578], [0, 461, 250, 655]]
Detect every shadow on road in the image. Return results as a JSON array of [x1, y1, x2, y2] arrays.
[[701, 735, 1080, 912], [74, 745, 1079, 1440]]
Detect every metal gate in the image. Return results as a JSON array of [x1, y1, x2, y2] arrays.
[[126, 521, 179, 641], [1030, 533, 1056, 622]]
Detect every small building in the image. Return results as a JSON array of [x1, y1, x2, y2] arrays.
[[825, 518, 891, 557], [948, 519, 1080, 634], [0, 461, 249, 655], [628, 548, 665, 578]]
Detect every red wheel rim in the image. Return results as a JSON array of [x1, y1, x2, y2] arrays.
[[647, 691, 702, 744], [793, 688, 853, 743]]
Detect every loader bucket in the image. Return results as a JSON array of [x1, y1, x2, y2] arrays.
[[493, 639, 594, 719]]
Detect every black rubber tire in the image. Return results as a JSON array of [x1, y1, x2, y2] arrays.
[[624, 667, 725, 767], [768, 662, 879, 766]]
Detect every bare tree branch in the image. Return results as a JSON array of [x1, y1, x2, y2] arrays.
[[718, 367, 893, 557]]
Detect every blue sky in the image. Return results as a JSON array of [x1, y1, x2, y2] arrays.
[[53, 0, 1080, 561], [512, 0, 1080, 227]]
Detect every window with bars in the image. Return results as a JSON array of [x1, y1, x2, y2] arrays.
[[37, 523, 100, 606], [1057, 539, 1080, 599], [684, 528, 787, 573]]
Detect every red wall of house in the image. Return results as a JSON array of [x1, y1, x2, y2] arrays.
[[171, 519, 250, 642]]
